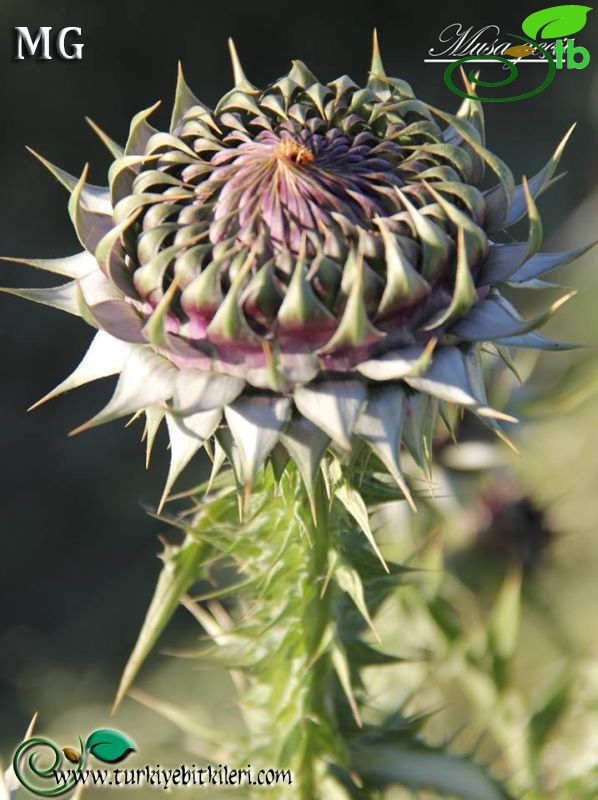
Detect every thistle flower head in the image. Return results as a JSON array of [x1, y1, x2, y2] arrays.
[[4, 35, 589, 506]]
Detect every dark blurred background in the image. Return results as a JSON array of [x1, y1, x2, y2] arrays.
[[0, 0, 596, 764]]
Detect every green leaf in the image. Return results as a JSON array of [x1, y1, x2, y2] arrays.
[[489, 566, 522, 662], [112, 535, 209, 711], [335, 565, 380, 641], [351, 741, 513, 799], [331, 643, 362, 727], [528, 672, 573, 759], [278, 725, 303, 769], [335, 483, 389, 572], [522, 5, 591, 39], [129, 688, 237, 758], [85, 729, 136, 764]]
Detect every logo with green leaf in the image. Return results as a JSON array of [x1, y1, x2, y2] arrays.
[[12, 729, 136, 796], [521, 4, 592, 38], [444, 4, 592, 102]]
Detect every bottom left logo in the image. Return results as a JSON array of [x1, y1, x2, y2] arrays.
[[12, 728, 136, 796]]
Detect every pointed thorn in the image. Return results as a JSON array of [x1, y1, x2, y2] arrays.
[[125, 410, 143, 428], [68, 426, 85, 438], [370, 29, 386, 77], [26, 147, 81, 193], [309, 495, 318, 527], [228, 38, 249, 87], [243, 482, 252, 517], [496, 429, 519, 454], [477, 408, 519, 424], [403, 484, 417, 514], [0, 255, 28, 266], [157, 487, 168, 516], [25, 145, 49, 165], [24, 711, 39, 740], [458, 65, 479, 96], [68, 417, 95, 437], [28, 391, 56, 412], [553, 289, 577, 310], [85, 117, 124, 158]]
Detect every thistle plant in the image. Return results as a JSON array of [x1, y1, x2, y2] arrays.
[[3, 34, 593, 799]]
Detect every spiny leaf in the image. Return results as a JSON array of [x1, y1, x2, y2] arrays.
[[335, 483, 389, 572], [351, 740, 513, 799], [331, 643, 362, 727], [335, 565, 380, 642], [112, 535, 209, 712], [129, 688, 237, 756]]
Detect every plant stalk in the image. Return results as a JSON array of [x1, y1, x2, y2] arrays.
[[296, 475, 332, 799]]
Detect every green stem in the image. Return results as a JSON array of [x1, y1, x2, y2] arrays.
[[297, 475, 332, 799], [229, 466, 339, 799]]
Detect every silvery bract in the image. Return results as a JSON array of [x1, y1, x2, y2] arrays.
[[3, 36, 589, 506]]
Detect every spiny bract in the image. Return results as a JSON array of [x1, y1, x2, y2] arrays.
[[3, 36, 589, 507]]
